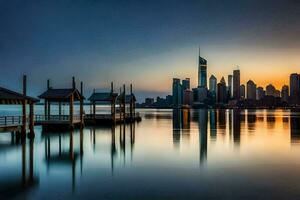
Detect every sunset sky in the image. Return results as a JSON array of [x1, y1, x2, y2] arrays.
[[0, 0, 299, 102]]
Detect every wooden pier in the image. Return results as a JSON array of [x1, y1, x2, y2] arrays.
[[0, 75, 39, 138], [85, 83, 141, 125], [0, 76, 142, 134], [38, 77, 85, 131]]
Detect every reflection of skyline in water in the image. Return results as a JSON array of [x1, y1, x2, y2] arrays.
[[1, 109, 300, 199]]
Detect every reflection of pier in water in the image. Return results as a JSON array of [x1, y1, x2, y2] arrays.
[[89, 123, 135, 175], [44, 130, 83, 192], [0, 136, 38, 198]]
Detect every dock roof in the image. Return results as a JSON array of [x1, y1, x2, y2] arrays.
[[38, 88, 84, 102], [0, 87, 39, 104]]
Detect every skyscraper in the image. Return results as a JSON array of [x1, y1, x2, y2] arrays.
[[209, 75, 217, 93], [246, 80, 257, 100], [228, 75, 233, 98], [217, 77, 227, 103], [182, 78, 190, 90], [266, 84, 279, 97], [233, 69, 240, 100], [198, 49, 207, 88], [281, 85, 289, 103], [240, 84, 245, 99], [172, 78, 183, 108], [256, 87, 265, 100], [290, 73, 300, 104]]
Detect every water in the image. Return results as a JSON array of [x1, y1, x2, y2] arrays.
[[1, 109, 300, 199]]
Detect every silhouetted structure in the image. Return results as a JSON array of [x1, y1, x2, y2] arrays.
[[0, 75, 38, 138], [37, 77, 84, 131], [233, 69, 240, 100], [86, 82, 118, 125]]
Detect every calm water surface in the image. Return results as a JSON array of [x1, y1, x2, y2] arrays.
[[1, 108, 300, 199]]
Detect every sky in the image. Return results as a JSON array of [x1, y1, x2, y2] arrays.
[[0, 0, 300, 102]]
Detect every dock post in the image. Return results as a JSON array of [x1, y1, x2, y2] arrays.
[[46, 79, 50, 121], [28, 102, 35, 138], [119, 87, 122, 122], [80, 81, 84, 127], [111, 82, 116, 124], [44, 100, 48, 120], [123, 84, 126, 122], [93, 88, 96, 122], [59, 102, 62, 120], [47, 101, 51, 120], [69, 94, 74, 129], [130, 84, 133, 122], [21, 75, 27, 138]]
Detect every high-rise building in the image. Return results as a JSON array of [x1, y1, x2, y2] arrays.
[[209, 75, 217, 93], [145, 98, 154, 106], [246, 80, 257, 100], [217, 77, 227, 103], [290, 73, 300, 104], [256, 87, 265, 100], [183, 89, 193, 106], [172, 78, 183, 108], [240, 84, 245, 99], [233, 69, 240, 100], [182, 78, 190, 90], [228, 75, 233, 98], [198, 49, 207, 88], [266, 84, 280, 97], [194, 87, 207, 103], [281, 85, 289, 103]]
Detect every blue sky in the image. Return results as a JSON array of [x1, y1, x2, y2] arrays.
[[0, 0, 299, 102]]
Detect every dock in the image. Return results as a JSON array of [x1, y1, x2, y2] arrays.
[[0, 75, 142, 135], [85, 83, 141, 125], [0, 75, 39, 138], [37, 77, 85, 131]]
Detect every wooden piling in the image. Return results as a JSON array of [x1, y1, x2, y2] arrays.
[[80, 81, 84, 126], [21, 75, 27, 136]]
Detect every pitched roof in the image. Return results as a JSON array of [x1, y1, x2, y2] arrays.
[[38, 88, 84, 101], [88, 92, 118, 102], [0, 87, 39, 104]]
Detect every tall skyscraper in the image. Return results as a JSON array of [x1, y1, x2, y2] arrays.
[[290, 73, 300, 104], [217, 77, 227, 103], [256, 87, 265, 100], [209, 75, 217, 93], [233, 69, 240, 100], [246, 80, 257, 100], [266, 84, 279, 97], [240, 84, 245, 99], [281, 85, 289, 103], [198, 48, 207, 88], [228, 75, 233, 98], [172, 78, 183, 108], [182, 78, 190, 90]]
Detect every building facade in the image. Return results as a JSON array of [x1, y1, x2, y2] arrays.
[[172, 78, 183, 108], [281, 85, 289, 103], [246, 80, 257, 100], [217, 77, 227, 104], [228, 74, 233, 98], [233, 69, 240, 100], [290, 73, 300, 104], [198, 55, 207, 88], [240, 84, 245, 99]]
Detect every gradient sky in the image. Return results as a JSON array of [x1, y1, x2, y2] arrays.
[[0, 0, 300, 102]]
